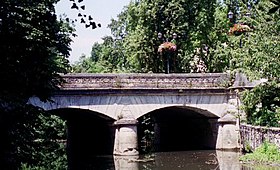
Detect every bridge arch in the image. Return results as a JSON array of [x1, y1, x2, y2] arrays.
[[29, 97, 117, 120], [29, 93, 228, 121], [47, 108, 116, 168], [135, 105, 219, 119], [137, 106, 219, 152]]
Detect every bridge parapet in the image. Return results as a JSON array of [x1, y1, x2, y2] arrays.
[[60, 73, 231, 90]]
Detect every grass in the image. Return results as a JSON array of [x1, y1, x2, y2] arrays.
[[240, 141, 280, 166]]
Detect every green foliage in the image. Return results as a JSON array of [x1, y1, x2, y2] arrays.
[[241, 81, 280, 127], [117, 0, 222, 73], [0, 0, 73, 168], [213, 0, 280, 127], [72, 0, 279, 77], [72, 0, 232, 73], [139, 115, 155, 154], [0, 0, 73, 103], [240, 141, 280, 164], [72, 36, 130, 73], [214, 0, 280, 80], [244, 140, 253, 153], [71, 54, 105, 73], [0, 105, 67, 169]]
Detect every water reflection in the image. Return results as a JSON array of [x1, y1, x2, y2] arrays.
[[216, 150, 241, 170], [137, 150, 220, 170], [113, 150, 223, 170], [114, 155, 140, 170], [78, 150, 279, 170]]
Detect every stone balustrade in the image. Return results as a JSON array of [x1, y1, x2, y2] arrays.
[[240, 124, 280, 150], [60, 73, 230, 90]]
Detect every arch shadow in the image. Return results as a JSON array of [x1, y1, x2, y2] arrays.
[[137, 106, 219, 153], [47, 108, 116, 169]]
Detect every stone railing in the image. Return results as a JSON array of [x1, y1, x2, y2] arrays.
[[59, 73, 230, 90], [240, 124, 280, 150]]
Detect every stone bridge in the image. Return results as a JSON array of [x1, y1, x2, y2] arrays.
[[29, 73, 249, 159]]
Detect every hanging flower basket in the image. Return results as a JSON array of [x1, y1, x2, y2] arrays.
[[228, 23, 251, 36], [158, 42, 177, 53]]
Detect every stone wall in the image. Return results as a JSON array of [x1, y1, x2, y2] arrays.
[[240, 124, 280, 150]]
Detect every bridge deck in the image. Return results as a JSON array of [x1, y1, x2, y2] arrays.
[[59, 73, 231, 90]]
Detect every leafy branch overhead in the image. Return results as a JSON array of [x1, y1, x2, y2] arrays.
[[68, 0, 101, 29], [0, 0, 74, 167], [269, 0, 280, 14]]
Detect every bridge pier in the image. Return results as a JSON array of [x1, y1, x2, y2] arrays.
[[216, 114, 240, 150], [113, 119, 139, 156]]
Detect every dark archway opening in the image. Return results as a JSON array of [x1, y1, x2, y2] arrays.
[[138, 106, 218, 153], [50, 108, 115, 169]]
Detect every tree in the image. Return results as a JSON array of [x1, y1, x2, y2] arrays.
[[213, 0, 279, 79], [71, 0, 228, 74], [72, 36, 128, 73], [0, 0, 73, 103], [0, 0, 74, 167], [106, 0, 244, 73], [212, 0, 280, 127], [241, 81, 280, 127], [73, 0, 241, 74]]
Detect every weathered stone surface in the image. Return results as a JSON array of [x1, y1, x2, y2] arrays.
[[28, 73, 256, 153], [114, 125, 139, 156], [240, 124, 280, 150], [218, 114, 236, 123], [60, 73, 230, 89], [29, 93, 229, 120], [216, 114, 240, 150], [114, 119, 138, 125], [216, 123, 240, 150], [233, 72, 268, 88]]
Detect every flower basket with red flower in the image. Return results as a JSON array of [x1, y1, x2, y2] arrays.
[[228, 23, 251, 36], [158, 42, 177, 53]]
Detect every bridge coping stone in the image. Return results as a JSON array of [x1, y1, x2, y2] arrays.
[[59, 73, 231, 90], [218, 114, 236, 123], [114, 119, 138, 125]]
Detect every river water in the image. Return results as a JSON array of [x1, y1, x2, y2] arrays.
[[73, 150, 280, 170]]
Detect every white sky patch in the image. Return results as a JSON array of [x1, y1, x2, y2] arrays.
[[55, 0, 131, 63]]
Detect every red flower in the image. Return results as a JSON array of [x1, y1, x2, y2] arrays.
[[228, 23, 251, 36], [158, 42, 177, 53]]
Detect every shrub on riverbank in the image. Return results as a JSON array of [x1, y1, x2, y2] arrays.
[[240, 141, 280, 165]]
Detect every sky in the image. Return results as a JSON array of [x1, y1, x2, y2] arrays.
[[55, 0, 131, 63]]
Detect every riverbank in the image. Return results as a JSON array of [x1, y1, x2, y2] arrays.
[[239, 141, 280, 167]]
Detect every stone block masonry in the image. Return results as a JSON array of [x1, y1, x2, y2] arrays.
[[240, 124, 280, 150]]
